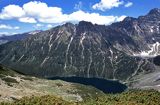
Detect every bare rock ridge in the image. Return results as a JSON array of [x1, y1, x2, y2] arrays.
[[0, 8, 160, 83]]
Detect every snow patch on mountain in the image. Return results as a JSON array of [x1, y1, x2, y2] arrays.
[[133, 42, 160, 57]]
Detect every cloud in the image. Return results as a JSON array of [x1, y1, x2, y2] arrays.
[[74, 1, 83, 10], [125, 2, 133, 7], [19, 17, 37, 23], [0, 24, 20, 29], [0, 32, 9, 35], [36, 24, 44, 27], [0, 32, 17, 36], [69, 10, 126, 25], [0, 5, 25, 19], [23, 1, 63, 19], [33, 23, 44, 28], [116, 15, 126, 21], [0, 1, 126, 25], [34, 23, 53, 29], [92, 0, 124, 11], [47, 24, 53, 28], [14, 26, 20, 29]]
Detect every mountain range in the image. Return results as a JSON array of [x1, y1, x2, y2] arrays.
[[0, 8, 160, 88], [0, 30, 42, 45]]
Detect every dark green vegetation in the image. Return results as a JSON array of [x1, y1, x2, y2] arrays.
[[1, 90, 160, 105], [0, 65, 32, 82], [1, 77, 18, 83], [0, 65, 16, 77], [0, 65, 19, 85], [82, 90, 160, 105], [0, 95, 74, 105]]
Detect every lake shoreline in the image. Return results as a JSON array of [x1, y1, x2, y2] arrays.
[[48, 76, 128, 94]]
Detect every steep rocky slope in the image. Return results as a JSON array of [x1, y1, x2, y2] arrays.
[[0, 8, 160, 83]]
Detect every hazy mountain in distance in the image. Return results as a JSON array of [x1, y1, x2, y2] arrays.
[[0, 30, 42, 45]]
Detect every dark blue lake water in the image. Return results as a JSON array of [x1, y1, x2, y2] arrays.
[[49, 77, 127, 94]]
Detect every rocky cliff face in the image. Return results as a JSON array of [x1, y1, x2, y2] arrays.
[[110, 8, 160, 57], [0, 8, 160, 82]]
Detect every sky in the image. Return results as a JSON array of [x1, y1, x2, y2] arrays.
[[0, 0, 160, 35]]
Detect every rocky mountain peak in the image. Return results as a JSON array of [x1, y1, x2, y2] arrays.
[[78, 21, 93, 26], [123, 17, 136, 22], [76, 21, 96, 33], [139, 8, 160, 22], [63, 22, 75, 27], [148, 8, 160, 15], [77, 21, 95, 29]]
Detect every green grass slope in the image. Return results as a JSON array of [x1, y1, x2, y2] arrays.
[[1, 90, 160, 105], [82, 89, 160, 105]]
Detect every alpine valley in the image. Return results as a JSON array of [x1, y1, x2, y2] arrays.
[[1, 8, 160, 92]]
